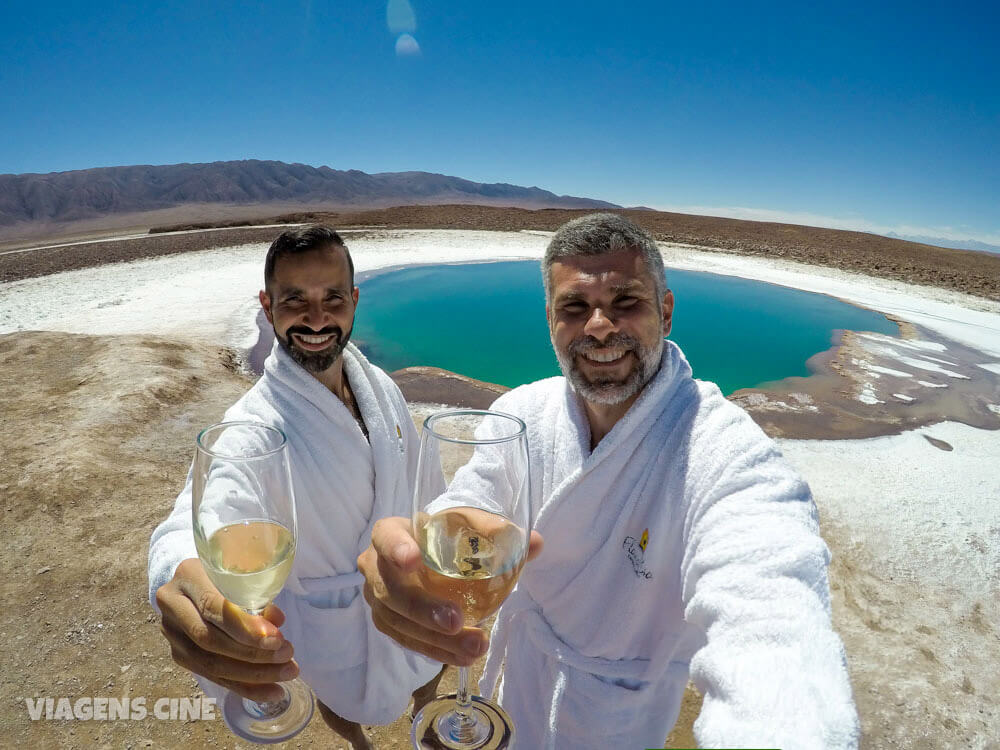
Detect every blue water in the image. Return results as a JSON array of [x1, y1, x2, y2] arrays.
[[354, 261, 898, 395]]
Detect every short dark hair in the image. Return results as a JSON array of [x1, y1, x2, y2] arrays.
[[264, 225, 354, 290]]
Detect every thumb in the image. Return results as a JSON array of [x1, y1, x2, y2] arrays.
[[527, 530, 544, 562], [371, 516, 423, 573], [261, 603, 286, 628], [178, 562, 284, 649]]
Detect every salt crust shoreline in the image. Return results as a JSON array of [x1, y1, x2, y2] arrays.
[[1, 227, 997, 742]]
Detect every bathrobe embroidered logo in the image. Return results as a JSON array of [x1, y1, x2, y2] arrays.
[[623, 529, 653, 578]]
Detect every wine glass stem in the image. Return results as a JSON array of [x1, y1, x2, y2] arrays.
[[240, 604, 288, 717], [456, 666, 472, 712], [450, 666, 477, 741]]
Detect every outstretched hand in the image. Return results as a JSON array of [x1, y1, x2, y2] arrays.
[[155, 558, 299, 702], [358, 516, 543, 666]]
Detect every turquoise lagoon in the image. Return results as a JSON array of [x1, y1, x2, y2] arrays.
[[354, 261, 898, 395]]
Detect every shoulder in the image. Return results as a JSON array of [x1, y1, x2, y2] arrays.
[[368, 360, 413, 417], [691, 379, 765, 434], [219, 375, 290, 437], [369, 360, 402, 394], [343, 343, 403, 400], [489, 376, 565, 414], [682, 378, 787, 475]]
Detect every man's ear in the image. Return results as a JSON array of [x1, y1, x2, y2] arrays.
[[662, 290, 675, 337], [259, 289, 274, 325], [352, 286, 360, 306]]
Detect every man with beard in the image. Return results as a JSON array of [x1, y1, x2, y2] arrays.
[[358, 214, 859, 749], [149, 226, 442, 749]]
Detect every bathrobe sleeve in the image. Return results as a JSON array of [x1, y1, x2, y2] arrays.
[[679, 391, 860, 749], [148, 466, 200, 612], [147, 431, 274, 612], [422, 410, 523, 516]]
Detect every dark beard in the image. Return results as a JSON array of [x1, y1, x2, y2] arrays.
[[276, 323, 352, 373]]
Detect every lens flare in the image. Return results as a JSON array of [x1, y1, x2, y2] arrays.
[[395, 33, 421, 57]]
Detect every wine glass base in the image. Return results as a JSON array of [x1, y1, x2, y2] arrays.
[[411, 694, 514, 750], [221, 678, 315, 744]]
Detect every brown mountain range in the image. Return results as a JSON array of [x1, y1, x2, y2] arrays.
[[0, 160, 617, 228]]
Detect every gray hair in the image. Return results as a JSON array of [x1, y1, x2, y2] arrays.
[[542, 213, 666, 302]]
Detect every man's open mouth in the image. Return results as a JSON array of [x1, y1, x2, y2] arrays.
[[291, 332, 337, 351], [579, 348, 631, 366]]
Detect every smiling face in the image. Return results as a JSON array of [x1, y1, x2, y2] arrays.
[[259, 245, 359, 375], [547, 249, 674, 406]]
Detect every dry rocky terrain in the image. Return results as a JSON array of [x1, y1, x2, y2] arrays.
[[2, 204, 999, 302]]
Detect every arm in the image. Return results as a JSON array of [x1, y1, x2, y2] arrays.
[[148, 466, 298, 702], [681, 403, 860, 749]]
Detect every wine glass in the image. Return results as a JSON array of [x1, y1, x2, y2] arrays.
[[410, 410, 531, 750], [191, 421, 315, 744]]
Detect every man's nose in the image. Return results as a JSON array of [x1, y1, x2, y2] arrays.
[[303, 300, 327, 327], [583, 307, 617, 340]]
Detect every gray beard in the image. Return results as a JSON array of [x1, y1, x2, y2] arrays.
[[552, 330, 664, 406]]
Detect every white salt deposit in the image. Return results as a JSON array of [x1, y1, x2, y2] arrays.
[[777, 422, 1000, 597], [917, 380, 948, 388], [865, 364, 913, 378], [0, 229, 548, 348], [858, 384, 884, 404], [896, 355, 970, 379]]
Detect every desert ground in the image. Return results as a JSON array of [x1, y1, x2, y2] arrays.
[[2, 211, 998, 749]]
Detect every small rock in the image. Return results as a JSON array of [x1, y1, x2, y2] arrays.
[[120, 664, 131, 673], [36, 566, 52, 575]]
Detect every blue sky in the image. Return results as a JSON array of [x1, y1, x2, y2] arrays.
[[2, 1, 997, 242]]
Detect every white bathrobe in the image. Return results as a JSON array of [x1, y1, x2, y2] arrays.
[[466, 341, 859, 749], [147, 341, 438, 725]]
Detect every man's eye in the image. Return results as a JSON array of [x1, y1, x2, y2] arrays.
[[562, 303, 587, 313], [284, 296, 303, 304], [616, 296, 638, 308]]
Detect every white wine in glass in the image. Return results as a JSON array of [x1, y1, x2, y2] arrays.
[[192, 421, 314, 744], [411, 410, 531, 750]]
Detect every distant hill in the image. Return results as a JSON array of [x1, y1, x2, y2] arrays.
[[0, 160, 618, 226], [885, 231, 1000, 256]]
